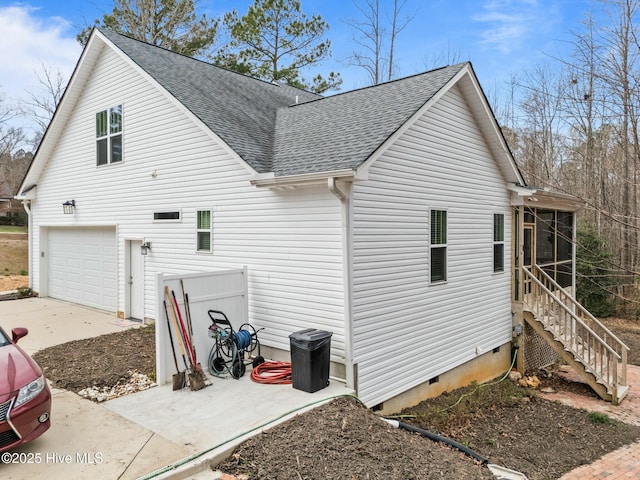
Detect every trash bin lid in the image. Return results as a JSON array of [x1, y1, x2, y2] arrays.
[[289, 328, 332, 342]]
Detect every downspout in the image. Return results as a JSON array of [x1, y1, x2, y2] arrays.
[[21, 200, 33, 291], [328, 177, 346, 201], [516, 205, 525, 374], [328, 177, 355, 392]]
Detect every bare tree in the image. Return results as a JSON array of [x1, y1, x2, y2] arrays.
[[594, 0, 640, 274], [511, 65, 567, 187], [345, 0, 414, 85], [387, 0, 413, 81], [21, 63, 67, 145], [0, 91, 25, 159]]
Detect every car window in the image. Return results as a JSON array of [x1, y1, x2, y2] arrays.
[[0, 328, 10, 347]]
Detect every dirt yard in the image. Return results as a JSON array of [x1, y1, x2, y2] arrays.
[[28, 316, 640, 480], [0, 231, 29, 291], [0, 275, 29, 291], [0, 232, 27, 276]]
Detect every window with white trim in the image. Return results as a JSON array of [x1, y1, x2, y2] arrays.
[[430, 209, 447, 282], [493, 213, 505, 272], [96, 105, 123, 166], [196, 210, 212, 252]]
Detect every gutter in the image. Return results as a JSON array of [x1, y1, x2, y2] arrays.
[[250, 169, 355, 188], [507, 183, 584, 211]]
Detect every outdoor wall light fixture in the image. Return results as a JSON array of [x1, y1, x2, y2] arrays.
[[140, 241, 152, 256], [62, 199, 76, 214]]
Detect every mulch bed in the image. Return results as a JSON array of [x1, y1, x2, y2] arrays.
[[32, 325, 156, 390]]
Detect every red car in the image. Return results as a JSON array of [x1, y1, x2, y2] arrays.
[[0, 326, 51, 452]]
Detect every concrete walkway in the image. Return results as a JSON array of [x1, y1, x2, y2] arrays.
[[542, 364, 640, 480]]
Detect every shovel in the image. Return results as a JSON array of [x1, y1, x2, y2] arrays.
[[169, 287, 207, 391], [165, 287, 193, 390], [163, 300, 186, 390]]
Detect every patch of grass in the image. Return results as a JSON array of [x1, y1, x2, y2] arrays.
[[17, 287, 33, 298], [588, 412, 614, 425], [0, 226, 27, 233], [399, 378, 533, 432]]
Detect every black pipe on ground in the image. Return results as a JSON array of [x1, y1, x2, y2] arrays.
[[382, 418, 488, 465]]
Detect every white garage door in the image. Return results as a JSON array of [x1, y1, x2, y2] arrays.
[[48, 227, 117, 311]]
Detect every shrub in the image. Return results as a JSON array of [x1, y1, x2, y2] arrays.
[[576, 227, 617, 317]]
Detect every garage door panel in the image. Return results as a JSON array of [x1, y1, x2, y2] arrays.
[[48, 228, 117, 312]]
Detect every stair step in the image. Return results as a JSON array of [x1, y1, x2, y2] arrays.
[[525, 315, 626, 404]]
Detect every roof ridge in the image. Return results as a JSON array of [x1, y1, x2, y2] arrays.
[[285, 62, 469, 108], [97, 27, 312, 94]]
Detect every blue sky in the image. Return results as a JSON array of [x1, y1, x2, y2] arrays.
[[0, 0, 589, 134]]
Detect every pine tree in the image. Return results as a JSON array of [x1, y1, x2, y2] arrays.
[[216, 0, 341, 93]]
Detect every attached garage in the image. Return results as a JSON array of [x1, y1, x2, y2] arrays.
[[47, 227, 117, 311]]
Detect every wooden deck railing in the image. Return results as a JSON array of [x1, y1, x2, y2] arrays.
[[522, 265, 629, 399]]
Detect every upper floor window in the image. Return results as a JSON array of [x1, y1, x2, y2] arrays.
[[96, 105, 123, 166], [493, 213, 505, 272], [430, 209, 447, 282]]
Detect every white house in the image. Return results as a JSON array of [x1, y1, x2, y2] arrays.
[[18, 28, 627, 411]]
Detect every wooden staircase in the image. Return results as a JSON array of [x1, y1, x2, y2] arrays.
[[522, 265, 629, 404]]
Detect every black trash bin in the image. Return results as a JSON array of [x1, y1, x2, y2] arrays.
[[289, 329, 332, 393]]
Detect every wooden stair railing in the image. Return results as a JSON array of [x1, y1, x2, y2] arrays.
[[522, 266, 629, 404]]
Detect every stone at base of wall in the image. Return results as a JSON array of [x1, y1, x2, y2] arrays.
[[0, 289, 36, 301]]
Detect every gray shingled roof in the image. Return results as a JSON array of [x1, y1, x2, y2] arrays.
[[100, 29, 464, 177], [273, 65, 465, 176], [100, 29, 320, 173]]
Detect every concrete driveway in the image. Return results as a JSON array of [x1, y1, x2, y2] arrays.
[[0, 297, 192, 480], [0, 297, 354, 479]]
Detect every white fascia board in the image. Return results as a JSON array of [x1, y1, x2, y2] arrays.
[[508, 184, 584, 211], [355, 66, 472, 178], [250, 169, 355, 188], [95, 31, 259, 178], [18, 31, 104, 197], [14, 185, 36, 201], [460, 68, 526, 187], [356, 64, 525, 187]]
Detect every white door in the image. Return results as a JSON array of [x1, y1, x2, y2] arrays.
[[128, 240, 145, 320], [48, 227, 117, 311]]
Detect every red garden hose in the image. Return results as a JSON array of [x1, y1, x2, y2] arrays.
[[250, 360, 292, 384]]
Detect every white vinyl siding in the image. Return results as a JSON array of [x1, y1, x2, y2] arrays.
[[351, 84, 512, 407], [28, 46, 346, 360]]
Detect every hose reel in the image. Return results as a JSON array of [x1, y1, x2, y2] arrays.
[[207, 310, 264, 379]]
